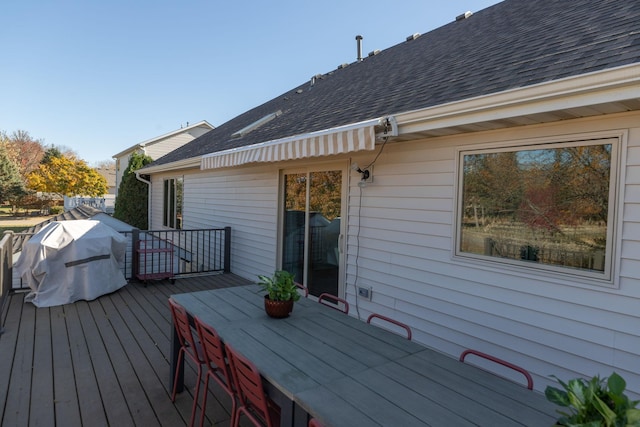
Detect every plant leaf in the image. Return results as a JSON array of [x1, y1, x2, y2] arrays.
[[608, 372, 626, 395], [546, 386, 571, 406], [626, 408, 640, 426], [590, 393, 616, 427]]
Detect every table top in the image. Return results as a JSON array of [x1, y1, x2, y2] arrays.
[[171, 285, 558, 427]]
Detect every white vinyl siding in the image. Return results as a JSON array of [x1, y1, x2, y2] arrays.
[[148, 111, 640, 398], [345, 112, 639, 397], [145, 133, 195, 160], [182, 166, 279, 280]]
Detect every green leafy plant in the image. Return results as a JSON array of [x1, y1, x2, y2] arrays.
[[545, 372, 640, 427], [257, 270, 301, 302]]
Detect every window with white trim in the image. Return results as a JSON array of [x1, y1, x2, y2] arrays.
[[456, 137, 619, 282], [163, 177, 183, 229]]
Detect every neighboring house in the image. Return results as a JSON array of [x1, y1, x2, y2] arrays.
[[112, 120, 214, 195], [139, 0, 640, 396], [96, 163, 117, 195]]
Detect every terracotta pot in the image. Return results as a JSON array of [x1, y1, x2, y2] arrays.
[[264, 296, 294, 318]]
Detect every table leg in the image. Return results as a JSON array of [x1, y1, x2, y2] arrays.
[[266, 382, 294, 427], [169, 321, 184, 393], [293, 403, 309, 427]]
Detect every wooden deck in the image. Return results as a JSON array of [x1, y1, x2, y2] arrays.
[[0, 273, 252, 427]]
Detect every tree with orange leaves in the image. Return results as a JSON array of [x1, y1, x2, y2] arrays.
[[27, 150, 107, 197]]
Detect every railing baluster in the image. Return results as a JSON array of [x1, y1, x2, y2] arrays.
[[122, 228, 230, 281]]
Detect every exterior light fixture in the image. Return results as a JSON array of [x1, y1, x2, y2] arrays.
[[351, 162, 371, 187]]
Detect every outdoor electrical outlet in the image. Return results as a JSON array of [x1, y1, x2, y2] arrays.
[[358, 286, 372, 300]]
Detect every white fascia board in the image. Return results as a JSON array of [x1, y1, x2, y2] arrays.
[[394, 63, 640, 135], [137, 157, 201, 175]]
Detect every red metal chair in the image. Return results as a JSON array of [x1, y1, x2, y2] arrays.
[[318, 293, 349, 314], [294, 282, 309, 297], [366, 313, 412, 340], [225, 343, 281, 427], [459, 349, 534, 390], [194, 316, 236, 427], [169, 298, 205, 427]]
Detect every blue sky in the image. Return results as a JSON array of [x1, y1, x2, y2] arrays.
[[1, 0, 501, 165]]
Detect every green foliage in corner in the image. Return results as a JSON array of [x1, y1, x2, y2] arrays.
[[545, 372, 640, 427]]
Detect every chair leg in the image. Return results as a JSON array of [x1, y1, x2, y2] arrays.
[[229, 394, 237, 427], [199, 374, 209, 427], [199, 372, 238, 427], [171, 349, 185, 402], [189, 364, 202, 427]]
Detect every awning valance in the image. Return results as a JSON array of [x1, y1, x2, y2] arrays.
[[201, 117, 389, 170]]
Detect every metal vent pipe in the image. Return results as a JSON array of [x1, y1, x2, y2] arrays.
[[356, 35, 363, 61]]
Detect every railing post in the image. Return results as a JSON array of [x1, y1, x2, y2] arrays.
[[0, 231, 14, 335], [224, 227, 231, 273], [131, 228, 140, 281]]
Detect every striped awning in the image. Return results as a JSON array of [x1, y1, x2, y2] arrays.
[[201, 117, 388, 170]]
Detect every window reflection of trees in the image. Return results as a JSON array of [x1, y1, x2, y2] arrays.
[[461, 143, 612, 273]]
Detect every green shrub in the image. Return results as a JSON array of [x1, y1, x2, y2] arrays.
[[49, 206, 63, 214]]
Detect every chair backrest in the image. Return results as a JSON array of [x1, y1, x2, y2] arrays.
[[366, 313, 412, 340], [318, 293, 349, 314], [225, 343, 274, 426], [459, 349, 534, 390], [169, 298, 199, 351], [194, 316, 233, 386]]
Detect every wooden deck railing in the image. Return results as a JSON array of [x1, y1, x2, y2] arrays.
[[123, 227, 231, 281], [1, 226, 232, 300], [0, 232, 13, 333]]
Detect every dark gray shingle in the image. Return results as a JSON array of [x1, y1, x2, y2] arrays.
[[153, 0, 640, 167]]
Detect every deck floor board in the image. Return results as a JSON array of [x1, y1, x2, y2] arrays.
[[0, 273, 252, 426]]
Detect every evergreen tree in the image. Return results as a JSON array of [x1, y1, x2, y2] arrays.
[[113, 152, 153, 229], [0, 144, 26, 204]]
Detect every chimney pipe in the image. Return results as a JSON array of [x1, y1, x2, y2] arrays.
[[356, 35, 363, 62]]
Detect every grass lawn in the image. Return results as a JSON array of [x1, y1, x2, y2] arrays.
[[1, 225, 32, 234]]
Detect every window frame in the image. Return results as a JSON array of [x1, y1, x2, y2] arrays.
[[453, 132, 623, 287], [162, 176, 183, 229]]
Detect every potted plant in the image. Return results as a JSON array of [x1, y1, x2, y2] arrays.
[[257, 270, 301, 318], [545, 372, 640, 427]]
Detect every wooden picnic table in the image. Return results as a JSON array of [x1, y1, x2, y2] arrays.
[[170, 285, 557, 427]]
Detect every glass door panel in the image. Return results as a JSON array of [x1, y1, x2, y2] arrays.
[[307, 171, 341, 297], [282, 173, 306, 287], [281, 170, 342, 298]]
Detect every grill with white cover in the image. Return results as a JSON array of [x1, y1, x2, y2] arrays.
[[15, 220, 128, 307]]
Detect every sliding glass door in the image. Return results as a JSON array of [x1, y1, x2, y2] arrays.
[[281, 169, 343, 297]]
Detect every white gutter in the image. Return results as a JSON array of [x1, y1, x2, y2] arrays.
[[137, 157, 201, 174], [393, 63, 640, 135]]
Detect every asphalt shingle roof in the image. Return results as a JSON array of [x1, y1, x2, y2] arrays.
[[153, 0, 640, 167]]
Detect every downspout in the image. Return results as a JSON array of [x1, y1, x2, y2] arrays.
[[135, 171, 151, 228]]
